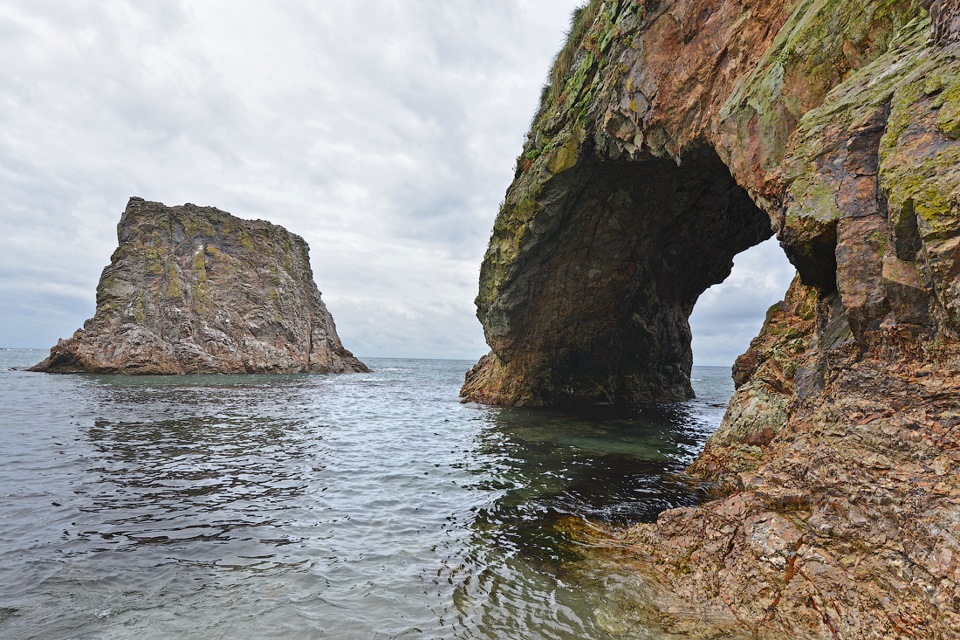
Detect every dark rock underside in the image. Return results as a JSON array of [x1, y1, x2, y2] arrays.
[[464, 145, 771, 406]]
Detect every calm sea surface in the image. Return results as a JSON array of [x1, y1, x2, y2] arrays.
[[0, 349, 733, 639]]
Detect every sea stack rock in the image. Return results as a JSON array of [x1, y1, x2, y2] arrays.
[[31, 197, 369, 374]]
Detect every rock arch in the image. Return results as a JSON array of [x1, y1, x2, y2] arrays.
[[462, 1, 960, 635], [462, 0, 951, 409], [464, 142, 773, 405]]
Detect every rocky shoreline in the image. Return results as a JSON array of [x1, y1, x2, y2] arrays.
[[579, 304, 960, 638], [465, 0, 960, 636]]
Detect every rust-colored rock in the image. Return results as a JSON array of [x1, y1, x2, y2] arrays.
[[463, 0, 939, 406], [582, 337, 960, 639], [31, 197, 368, 375], [688, 275, 819, 485], [923, 0, 960, 45], [465, 0, 960, 636]]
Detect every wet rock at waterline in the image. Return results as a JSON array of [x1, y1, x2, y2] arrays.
[[464, 0, 960, 637], [31, 197, 368, 375]]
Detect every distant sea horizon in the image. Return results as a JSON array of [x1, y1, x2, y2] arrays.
[[5, 346, 736, 371]]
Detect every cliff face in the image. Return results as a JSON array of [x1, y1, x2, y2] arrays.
[[463, 0, 959, 406], [465, 0, 960, 636], [32, 197, 368, 375]]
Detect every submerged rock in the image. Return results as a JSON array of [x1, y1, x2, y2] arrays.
[[465, 0, 960, 636], [32, 197, 368, 375]]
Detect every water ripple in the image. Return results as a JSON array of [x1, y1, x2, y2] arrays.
[[0, 351, 732, 639]]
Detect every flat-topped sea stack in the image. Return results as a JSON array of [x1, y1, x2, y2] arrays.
[[31, 197, 368, 375]]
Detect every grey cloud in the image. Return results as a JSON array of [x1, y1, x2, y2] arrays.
[[690, 239, 796, 365], [0, 0, 583, 359], [0, 0, 796, 368]]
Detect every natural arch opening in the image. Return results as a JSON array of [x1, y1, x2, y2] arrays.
[[469, 143, 777, 406], [690, 238, 796, 367]]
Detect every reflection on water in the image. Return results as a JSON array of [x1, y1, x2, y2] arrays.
[[80, 379, 315, 552], [0, 351, 732, 639], [450, 386, 730, 638]]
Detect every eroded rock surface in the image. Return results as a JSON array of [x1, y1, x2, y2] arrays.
[[463, 0, 945, 406], [32, 197, 368, 375], [465, 0, 960, 636], [584, 337, 960, 639]]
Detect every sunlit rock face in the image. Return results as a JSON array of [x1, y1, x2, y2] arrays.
[[32, 197, 368, 375], [465, 0, 960, 636]]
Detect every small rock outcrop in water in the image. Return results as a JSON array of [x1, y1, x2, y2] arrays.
[[31, 197, 369, 375], [464, 0, 960, 637]]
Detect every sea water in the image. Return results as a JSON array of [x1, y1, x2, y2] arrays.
[[0, 349, 733, 639]]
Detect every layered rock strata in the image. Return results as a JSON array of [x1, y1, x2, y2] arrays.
[[32, 197, 368, 375], [465, 0, 960, 636]]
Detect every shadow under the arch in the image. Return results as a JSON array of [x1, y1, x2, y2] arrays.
[[462, 365, 734, 569]]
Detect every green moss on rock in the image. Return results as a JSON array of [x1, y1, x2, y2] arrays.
[[935, 75, 960, 139], [192, 250, 210, 314], [134, 291, 146, 324], [166, 262, 181, 299], [546, 135, 581, 174]]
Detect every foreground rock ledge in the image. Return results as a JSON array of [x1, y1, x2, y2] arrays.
[[32, 197, 369, 375], [464, 0, 960, 636]]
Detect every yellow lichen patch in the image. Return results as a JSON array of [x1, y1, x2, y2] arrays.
[[192, 249, 210, 314], [935, 75, 960, 140], [912, 182, 956, 228], [96, 275, 117, 306], [881, 66, 960, 236], [166, 262, 181, 299], [881, 74, 926, 161], [143, 245, 165, 277], [546, 134, 581, 174], [134, 291, 146, 323], [240, 229, 255, 252], [512, 194, 540, 224], [179, 214, 216, 239], [723, 0, 926, 170]]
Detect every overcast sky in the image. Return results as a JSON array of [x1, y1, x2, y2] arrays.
[[0, 1, 794, 365]]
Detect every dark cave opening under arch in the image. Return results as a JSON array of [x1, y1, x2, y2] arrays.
[[478, 143, 785, 405]]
